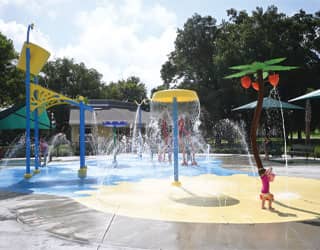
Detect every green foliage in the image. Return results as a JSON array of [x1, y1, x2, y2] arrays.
[[102, 76, 147, 103], [160, 13, 218, 88], [160, 6, 320, 136], [0, 32, 25, 107], [225, 58, 298, 79], [40, 58, 104, 99]]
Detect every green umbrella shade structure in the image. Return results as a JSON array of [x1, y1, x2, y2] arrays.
[[0, 104, 51, 130], [289, 89, 320, 102], [232, 97, 304, 111]]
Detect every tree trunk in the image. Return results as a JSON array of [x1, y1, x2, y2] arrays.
[[250, 70, 265, 176], [305, 99, 311, 145]]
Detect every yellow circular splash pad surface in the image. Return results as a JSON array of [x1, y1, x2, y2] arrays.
[[75, 174, 320, 224]]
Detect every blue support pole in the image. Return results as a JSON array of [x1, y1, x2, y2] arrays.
[[172, 97, 180, 186], [113, 126, 117, 147], [112, 126, 117, 164], [33, 77, 40, 174], [24, 24, 33, 179], [78, 101, 87, 177]]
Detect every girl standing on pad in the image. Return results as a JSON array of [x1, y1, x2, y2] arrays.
[[259, 168, 275, 210]]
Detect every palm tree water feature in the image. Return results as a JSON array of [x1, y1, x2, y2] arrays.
[[225, 58, 297, 177]]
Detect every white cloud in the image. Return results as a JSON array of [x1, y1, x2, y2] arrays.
[[0, 20, 53, 53], [58, 1, 177, 94], [0, 0, 177, 95]]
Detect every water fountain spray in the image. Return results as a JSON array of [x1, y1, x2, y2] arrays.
[[134, 99, 147, 159]]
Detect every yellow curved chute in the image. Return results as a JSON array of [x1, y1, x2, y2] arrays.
[[17, 42, 50, 75]]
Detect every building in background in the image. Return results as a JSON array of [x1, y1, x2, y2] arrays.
[[69, 99, 150, 147]]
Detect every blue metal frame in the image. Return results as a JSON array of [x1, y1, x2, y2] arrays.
[[34, 77, 40, 171], [24, 24, 33, 178], [22, 23, 92, 178], [79, 101, 85, 169], [64, 100, 93, 175]]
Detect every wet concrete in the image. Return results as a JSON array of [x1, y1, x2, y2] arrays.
[[0, 191, 319, 249]]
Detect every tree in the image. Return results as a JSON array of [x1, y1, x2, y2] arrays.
[[161, 7, 320, 137], [160, 14, 222, 136], [0, 32, 24, 107], [39, 57, 105, 133], [161, 14, 218, 89], [40, 58, 104, 99], [102, 76, 147, 103]]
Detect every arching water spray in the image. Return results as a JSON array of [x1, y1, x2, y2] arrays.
[[132, 100, 146, 159], [0, 133, 26, 168], [47, 133, 73, 164], [269, 88, 289, 190], [206, 144, 211, 161], [214, 119, 256, 176]]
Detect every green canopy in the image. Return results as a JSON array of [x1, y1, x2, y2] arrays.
[[232, 97, 304, 111], [0, 104, 51, 130], [289, 89, 320, 102]]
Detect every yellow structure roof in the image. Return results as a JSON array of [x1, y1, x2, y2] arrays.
[[151, 89, 199, 103]]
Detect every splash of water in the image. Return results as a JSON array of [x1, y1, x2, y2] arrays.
[[0, 133, 26, 168], [268, 88, 289, 194], [131, 103, 144, 159], [206, 144, 211, 161], [47, 133, 73, 163], [90, 111, 99, 155], [213, 119, 256, 176]]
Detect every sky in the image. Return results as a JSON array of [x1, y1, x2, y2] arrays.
[[0, 0, 318, 94]]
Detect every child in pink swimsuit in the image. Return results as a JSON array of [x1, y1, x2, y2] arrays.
[[260, 168, 275, 209]]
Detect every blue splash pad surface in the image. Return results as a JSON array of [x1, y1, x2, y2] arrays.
[[0, 155, 252, 197]]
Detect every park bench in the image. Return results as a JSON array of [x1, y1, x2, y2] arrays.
[[290, 144, 315, 160]]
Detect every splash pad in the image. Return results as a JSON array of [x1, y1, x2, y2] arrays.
[[75, 89, 319, 224], [1, 88, 319, 224]]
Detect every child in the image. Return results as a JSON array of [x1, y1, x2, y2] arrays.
[[40, 138, 49, 167], [259, 167, 275, 210]]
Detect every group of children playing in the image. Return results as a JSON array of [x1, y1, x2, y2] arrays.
[[158, 116, 197, 166]]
